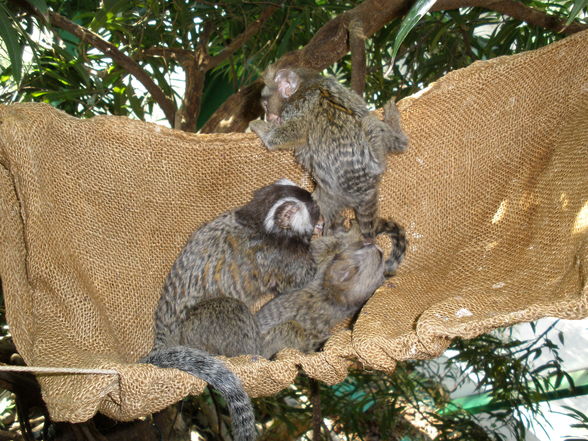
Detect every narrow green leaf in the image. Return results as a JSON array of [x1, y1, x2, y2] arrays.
[[42, 89, 98, 100], [276, 16, 298, 58], [390, 0, 438, 62], [88, 0, 131, 32], [566, 0, 588, 26], [0, 6, 23, 84]]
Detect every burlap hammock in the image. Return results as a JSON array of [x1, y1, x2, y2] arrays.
[[0, 30, 587, 424]]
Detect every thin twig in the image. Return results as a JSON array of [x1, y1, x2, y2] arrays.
[[349, 18, 366, 97], [0, 365, 118, 375], [206, 5, 278, 70], [47, 12, 176, 125]]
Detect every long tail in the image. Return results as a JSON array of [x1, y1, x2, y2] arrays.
[[374, 218, 407, 277], [141, 347, 256, 441]]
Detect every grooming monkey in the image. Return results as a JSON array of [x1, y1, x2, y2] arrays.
[[249, 67, 409, 237], [152, 178, 320, 350], [141, 179, 321, 441], [257, 218, 407, 358]]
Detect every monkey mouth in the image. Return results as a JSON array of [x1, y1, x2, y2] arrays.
[[266, 114, 283, 124], [312, 218, 325, 236]]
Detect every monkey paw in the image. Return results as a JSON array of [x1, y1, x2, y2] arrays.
[[249, 119, 269, 139]]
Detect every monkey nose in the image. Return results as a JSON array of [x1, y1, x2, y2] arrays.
[[267, 113, 279, 122]]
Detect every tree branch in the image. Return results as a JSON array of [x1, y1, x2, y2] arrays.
[[172, 6, 277, 131], [206, 5, 278, 70], [349, 18, 367, 96], [434, 0, 588, 35], [201, 0, 587, 133], [200, 0, 409, 133], [48, 12, 177, 125], [141, 47, 194, 64]]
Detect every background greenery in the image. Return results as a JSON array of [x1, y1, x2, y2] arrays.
[[0, 0, 587, 439]]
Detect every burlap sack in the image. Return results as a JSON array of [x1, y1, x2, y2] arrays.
[[0, 30, 586, 423]]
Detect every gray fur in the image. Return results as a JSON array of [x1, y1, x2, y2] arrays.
[[257, 219, 407, 358], [140, 348, 256, 441], [249, 67, 409, 237], [153, 180, 319, 350], [142, 181, 320, 441]]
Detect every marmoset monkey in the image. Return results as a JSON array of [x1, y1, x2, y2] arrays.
[[249, 67, 408, 237], [256, 218, 406, 358], [141, 179, 321, 441]]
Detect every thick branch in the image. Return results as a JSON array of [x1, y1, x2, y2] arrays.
[[434, 0, 588, 35], [200, 0, 407, 133], [173, 7, 276, 131], [173, 6, 277, 131], [202, 0, 587, 133], [349, 19, 367, 96], [274, 0, 409, 71], [48, 12, 176, 125], [199, 81, 264, 133], [177, 64, 206, 131]]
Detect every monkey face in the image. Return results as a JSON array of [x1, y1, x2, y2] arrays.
[[235, 180, 321, 243], [325, 239, 385, 307], [260, 85, 283, 123]]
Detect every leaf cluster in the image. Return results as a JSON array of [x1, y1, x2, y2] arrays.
[[1, 0, 586, 124], [247, 320, 579, 441]]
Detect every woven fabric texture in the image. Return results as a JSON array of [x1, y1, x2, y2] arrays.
[[0, 30, 587, 423]]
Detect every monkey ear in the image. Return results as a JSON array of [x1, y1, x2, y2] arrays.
[[330, 259, 359, 284], [274, 69, 300, 99]]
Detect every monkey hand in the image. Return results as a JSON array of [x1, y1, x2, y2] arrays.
[[249, 119, 271, 143], [250, 119, 305, 151]]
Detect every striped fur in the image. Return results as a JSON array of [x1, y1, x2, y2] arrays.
[[374, 217, 407, 277], [250, 67, 409, 237], [256, 219, 407, 358], [142, 181, 320, 441], [141, 347, 256, 441]]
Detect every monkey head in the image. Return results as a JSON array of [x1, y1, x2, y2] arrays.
[[260, 66, 319, 122], [236, 179, 321, 243], [323, 236, 385, 308]]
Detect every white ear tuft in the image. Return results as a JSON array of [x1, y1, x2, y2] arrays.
[[290, 203, 312, 235], [275, 69, 300, 99], [275, 178, 297, 187]]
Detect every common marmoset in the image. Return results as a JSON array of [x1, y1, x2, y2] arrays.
[[256, 218, 406, 358], [141, 179, 321, 441], [249, 67, 408, 237]]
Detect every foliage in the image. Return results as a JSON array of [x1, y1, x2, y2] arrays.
[[0, 0, 586, 124], [246, 320, 577, 441], [558, 406, 588, 441]]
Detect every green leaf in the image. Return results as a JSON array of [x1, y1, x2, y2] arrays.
[[390, 0, 438, 62], [0, 6, 23, 84], [276, 16, 298, 58], [88, 0, 132, 32], [566, 0, 588, 26], [41, 89, 99, 100], [24, 0, 48, 18]]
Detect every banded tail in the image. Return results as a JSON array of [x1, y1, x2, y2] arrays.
[[141, 347, 256, 441], [374, 218, 407, 277]]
